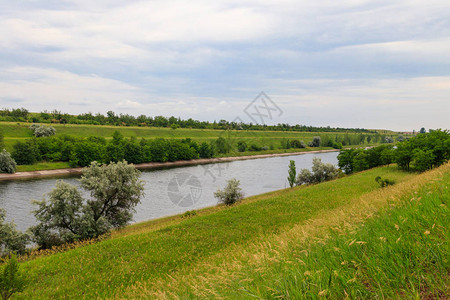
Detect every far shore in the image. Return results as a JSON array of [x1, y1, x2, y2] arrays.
[[0, 149, 339, 181]]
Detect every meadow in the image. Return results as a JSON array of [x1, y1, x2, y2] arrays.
[[1, 122, 383, 172], [11, 163, 448, 298]]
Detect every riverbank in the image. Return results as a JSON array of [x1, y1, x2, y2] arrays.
[[0, 149, 339, 181], [15, 164, 449, 298]]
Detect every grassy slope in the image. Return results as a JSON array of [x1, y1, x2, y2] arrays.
[[14, 166, 420, 299], [1, 122, 379, 172]]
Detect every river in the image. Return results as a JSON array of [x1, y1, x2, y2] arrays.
[[0, 151, 338, 231]]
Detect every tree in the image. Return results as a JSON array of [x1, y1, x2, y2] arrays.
[[296, 157, 339, 185], [11, 140, 40, 165], [237, 141, 247, 152], [31, 161, 144, 248], [287, 160, 296, 188], [214, 178, 244, 205], [0, 253, 27, 300], [198, 142, 214, 158], [0, 209, 29, 256], [419, 127, 426, 134], [29, 124, 56, 137], [308, 136, 321, 147], [0, 150, 16, 174]]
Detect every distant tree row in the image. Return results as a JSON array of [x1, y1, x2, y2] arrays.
[[0, 107, 373, 133], [338, 130, 450, 173]]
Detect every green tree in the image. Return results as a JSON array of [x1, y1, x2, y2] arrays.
[[0, 150, 16, 174], [11, 140, 40, 165], [0, 209, 29, 256], [31, 161, 144, 248], [237, 141, 247, 152], [214, 178, 244, 205], [287, 160, 296, 188], [0, 253, 27, 300]]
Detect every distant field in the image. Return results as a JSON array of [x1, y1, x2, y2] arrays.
[[14, 164, 449, 298], [0, 122, 378, 153]]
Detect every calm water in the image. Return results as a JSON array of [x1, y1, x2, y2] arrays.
[[0, 152, 338, 231]]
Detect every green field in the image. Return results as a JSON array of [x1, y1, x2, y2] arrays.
[[0, 122, 380, 158], [12, 164, 448, 298]]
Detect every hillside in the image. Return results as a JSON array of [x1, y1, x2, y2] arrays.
[[12, 163, 449, 298]]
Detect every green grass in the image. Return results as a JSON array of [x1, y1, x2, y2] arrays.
[[16, 162, 71, 172], [13, 166, 419, 298], [0, 122, 378, 153], [206, 168, 449, 299]]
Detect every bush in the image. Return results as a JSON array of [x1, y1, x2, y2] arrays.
[[11, 140, 40, 165], [237, 141, 247, 152], [290, 140, 305, 149], [30, 161, 144, 248], [0, 253, 27, 300], [308, 136, 321, 147], [198, 142, 214, 158], [29, 124, 56, 137], [248, 144, 261, 151], [0, 209, 29, 256], [214, 178, 244, 205], [296, 157, 339, 185], [375, 176, 395, 187], [0, 150, 16, 174]]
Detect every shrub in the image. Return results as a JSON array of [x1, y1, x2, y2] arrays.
[[214, 178, 244, 205], [198, 142, 214, 158], [308, 136, 321, 147], [237, 141, 247, 152], [0, 150, 16, 174], [29, 124, 56, 137], [11, 140, 40, 165], [290, 140, 305, 149], [0, 209, 29, 256], [375, 176, 395, 187], [30, 161, 144, 248], [287, 160, 296, 188], [0, 253, 27, 300], [296, 157, 339, 185], [248, 144, 261, 151]]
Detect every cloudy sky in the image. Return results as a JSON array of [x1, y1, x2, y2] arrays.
[[0, 0, 449, 131]]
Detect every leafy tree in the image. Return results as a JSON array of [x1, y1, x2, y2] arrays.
[[413, 149, 435, 172], [214, 178, 244, 205], [0, 253, 27, 300], [0, 209, 29, 255], [198, 142, 214, 158], [0, 150, 16, 174], [419, 127, 426, 134], [215, 137, 229, 154], [290, 139, 305, 149], [353, 151, 370, 172], [11, 140, 40, 165], [296, 157, 339, 185], [237, 141, 247, 152], [287, 160, 296, 188], [31, 161, 144, 248], [337, 149, 357, 174], [384, 136, 394, 143], [308, 136, 321, 147]]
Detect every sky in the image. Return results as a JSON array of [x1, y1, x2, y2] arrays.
[[0, 0, 449, 131]]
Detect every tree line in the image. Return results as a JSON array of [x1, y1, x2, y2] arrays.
[[0, 107, 373, 133], [337, 130, 450, 174]]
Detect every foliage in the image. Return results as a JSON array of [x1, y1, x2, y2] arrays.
[[11, 140, 40, 165], [215, 137, 229, 154], [296, 157, 339, 185], [214, 178, 244, 205], [0, 210, 29, 256], [30, 161, 144, 248], [395, 130, 450, 171], [0, 253, 27, 300], [374, 176, 395, 187], [308, 136, 321, 147], [289, 139, 305, 149], [0, 150, 16, 174], [287, 160, 296, 188], [29, 124, 56, 137], [181, 210, 197, 219], [198, 142, 214, 158], [384, 136, 394, 143], [338, 145, 395, 174], [237, 141, 247, 152]]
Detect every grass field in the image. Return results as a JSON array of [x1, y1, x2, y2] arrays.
[[0, 122, 378, 152], [11, 164, 449, 299]]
